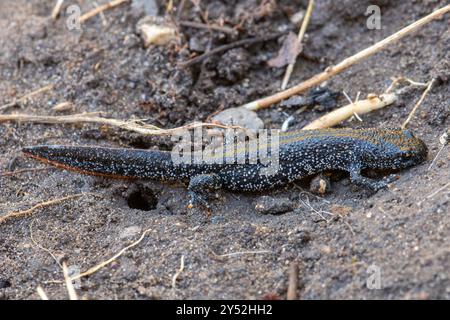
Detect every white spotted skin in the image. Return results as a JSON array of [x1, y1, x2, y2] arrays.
[[23, 129, 428, 194]]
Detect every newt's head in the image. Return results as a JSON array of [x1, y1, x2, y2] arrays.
[[363, 129, 428, 170]]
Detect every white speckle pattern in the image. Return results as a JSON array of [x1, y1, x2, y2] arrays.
[[23, 128, 428, 200]]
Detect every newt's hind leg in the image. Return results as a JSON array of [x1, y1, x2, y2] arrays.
[[188, 173, 223, 209]]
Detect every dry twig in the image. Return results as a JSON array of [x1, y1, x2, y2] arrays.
[[428, 131, 449, 171], [171, 255, 185, 289], [176, 0, 186, 21], [37, 286, 50, 300], [179, 31, 286, 67], [417, 181, 450, 207], [69, 227, 153, 281], [402, 78, 436, 129], [302, 93, 397, 130], [287, 262, 299, 300], [385, 76, 427, 93], [0, 167, 52, 177], [30, 219, 63, 269], [51, 0, 65, 20], [0, 113, 244, 136], [79, 0, 129, 23], [242, 5, 450, 110], [63, 262, 79, 300], [211, 249, 272, 258], [425, 182, 450, 200], [0, 194, 84, 225], [179, 20, 237, 35], [0, 84, 54, 112], [281, 0, 314, 90]]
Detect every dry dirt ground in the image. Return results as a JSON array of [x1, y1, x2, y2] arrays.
[[0, 0, 449, 299]]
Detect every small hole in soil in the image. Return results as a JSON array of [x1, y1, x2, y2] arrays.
[[0, 279, 11, 289], [127, 188, 157, 211]]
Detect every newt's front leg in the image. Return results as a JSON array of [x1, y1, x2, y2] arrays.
[[348, 165, 397, 191], [188, 173, 223, 209]]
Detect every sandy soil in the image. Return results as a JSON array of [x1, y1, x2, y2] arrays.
[[0, 0, 449, 299]]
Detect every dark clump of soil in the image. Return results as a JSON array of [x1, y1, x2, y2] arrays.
[[0, 0, 449, 299]]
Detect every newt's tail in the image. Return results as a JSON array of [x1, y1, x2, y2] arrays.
[[22, 145, 176, 180]]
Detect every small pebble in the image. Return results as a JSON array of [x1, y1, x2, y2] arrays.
[[310, 174, 331, 194], [290, 10, 305, 25], [137, 16, 179, 47], [254, 196, 294, 215], [212, 106, 264, 133]]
